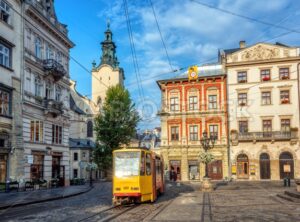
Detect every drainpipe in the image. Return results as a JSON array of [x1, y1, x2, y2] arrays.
[[297, 62, 300, 140]]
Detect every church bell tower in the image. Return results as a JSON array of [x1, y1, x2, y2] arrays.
[[91, 21, 125, 107]]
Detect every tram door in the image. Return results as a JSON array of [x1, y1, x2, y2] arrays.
[[169, 160, 181, 181]]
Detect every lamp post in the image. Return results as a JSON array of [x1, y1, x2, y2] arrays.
[[89, 155, 93, 187], [200, 131, 216, 178]]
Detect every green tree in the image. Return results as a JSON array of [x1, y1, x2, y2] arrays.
[[93, 85, 140, 170]]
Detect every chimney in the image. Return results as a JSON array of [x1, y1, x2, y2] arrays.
[[239, 40, 246, 49]]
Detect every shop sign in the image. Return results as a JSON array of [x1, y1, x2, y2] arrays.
[[250, 165, 256, 175], [231, 164, 236, 175]]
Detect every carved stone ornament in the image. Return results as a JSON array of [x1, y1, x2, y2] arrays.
[[241, 45, 280, 61]]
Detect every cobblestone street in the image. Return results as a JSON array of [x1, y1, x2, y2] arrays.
[[0, 181, 299, 221]]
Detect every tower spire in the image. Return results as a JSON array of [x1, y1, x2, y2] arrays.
[[100, 21, 119, 68]]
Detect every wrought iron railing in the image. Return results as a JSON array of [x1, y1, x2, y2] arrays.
[[43, 59, 66, 80], [238, 131, 294, 141]]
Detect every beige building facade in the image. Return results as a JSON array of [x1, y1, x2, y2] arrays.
[[0, 0, 23, 184], [158, 64, 229, 181], [221, 41, 300, 180], [21, 0, 74, 186]]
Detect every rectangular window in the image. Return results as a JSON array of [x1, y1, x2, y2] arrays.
[[30, 154, 44, 180], [0, 0, 10, 24], [189, 96, 198, 110], [208, 95, 217, 110], [171, 126, 179, 141], [209, 125, 218, 140], [73, 169, 78, 178], [263, 120, 272, 137], [0, 43, 11, 68], [0, 89, 10, 116], [237, 71, 247, 83], [239, 121, 248, 133], [261, 91, 271, 105], [281, 119, 290, 132], [35, 77, 43, 97], [170, 97, 179, 111], [261, 69, 271, 81], [74, 153, 78, 161], [30, 120, 43, 142], [140, 151, 145, 175], [280, 90, 290, 104], [279, 68, 289, 80], [52, 125, 62, 144], [146, 153, 151, 175], [189, 125, 198, 141], [238, 93, 247, 106]]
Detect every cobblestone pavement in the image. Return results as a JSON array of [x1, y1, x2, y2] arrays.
[[0, 182, 112, 222], [0, 181, 299, 222]]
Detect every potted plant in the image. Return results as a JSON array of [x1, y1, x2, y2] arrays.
[[239, 102, 246, 106], [262, 76, 270, 81], [281, 75, 289, 80], [281, 98, 289, 104]]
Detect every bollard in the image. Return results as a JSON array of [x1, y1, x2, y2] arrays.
[[287, 178, 291, 187], [283, 178, 287, 187]]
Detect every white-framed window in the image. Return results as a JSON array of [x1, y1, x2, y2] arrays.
[[45, 80, 53, 99], [208, 95, 217, 110], [0, 0, 11, 24], [209, 125, 218, 140], [189, 125, 198, 141], [45, 44, 52, 60], [35, 37, 42, 59], [0, 89, 9, 116], [52, 124, 62, 144], [35, 76, 43, 97], [170, 97, 179, 111], [30, 120, 44, 142], [189, 96, 198, 110], [0, 43, 10, 68], [55, 86, 62, 101], [25, 69, 31, 93], [56, 52, 62, 64]]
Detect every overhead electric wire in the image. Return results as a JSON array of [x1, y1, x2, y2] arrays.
[[190, 0, 300, 34], [123, 0, 145, 101], [148, 0, 174, 72]]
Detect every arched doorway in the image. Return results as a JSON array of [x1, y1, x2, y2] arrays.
[[279, 152, 294, 179], [260, 153, 270, 179], [237, 154, 249, 179]]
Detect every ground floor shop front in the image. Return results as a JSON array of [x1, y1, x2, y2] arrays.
[[230, 142, 300, 180], [23, 143, 70, 187], [160, 145, 229, 181]]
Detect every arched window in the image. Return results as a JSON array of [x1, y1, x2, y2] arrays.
[[87, 121, 93, 138]]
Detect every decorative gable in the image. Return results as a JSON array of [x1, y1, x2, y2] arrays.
[[226, 43, 298, 63]]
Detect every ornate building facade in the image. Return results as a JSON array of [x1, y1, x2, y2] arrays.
[[21, 0, 74, 186], [221, 41, 300, 180], [157, 64, 229, 181], [0, 0, 23, 184]]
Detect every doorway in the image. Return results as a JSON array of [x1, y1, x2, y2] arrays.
[[208, 160, 223, 180], [260, 153, 270, 179], [0, 154, 7, 183], [169, 160, 181, 181], [237, 154, 249, 179], [279, 152, 294, 179], [52, 156, 65, 186], [188, 160, 199, 180]]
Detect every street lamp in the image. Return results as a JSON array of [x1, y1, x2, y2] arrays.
[[200, 131, 216, 178]]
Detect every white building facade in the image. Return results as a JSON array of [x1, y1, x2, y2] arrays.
[[221, 41, 300, 180], [21, 0, 74, 186]]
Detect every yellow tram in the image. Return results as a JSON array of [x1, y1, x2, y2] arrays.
[[112, 148, 165, 206]]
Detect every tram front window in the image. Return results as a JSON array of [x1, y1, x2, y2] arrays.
[[114, 151, 140, 177]]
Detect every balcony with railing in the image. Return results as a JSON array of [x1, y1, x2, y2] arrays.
[[43, 59, 66, 81], [43, 99, 63, 117], [231, 128, 298, 145]]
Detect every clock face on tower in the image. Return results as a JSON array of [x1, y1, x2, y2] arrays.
[[190, 72, 196, 78]]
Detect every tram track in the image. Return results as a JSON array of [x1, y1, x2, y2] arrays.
[[201, 192, 213, 222], [77, 204, 139, 222]]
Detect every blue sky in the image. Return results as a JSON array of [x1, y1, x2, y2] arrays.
[[55, 0, 300, 130]]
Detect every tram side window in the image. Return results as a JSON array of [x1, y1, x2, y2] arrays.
[[146, 153, 151, 175], [140, 151, 145, 175], [156, 158, 161, 175]]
